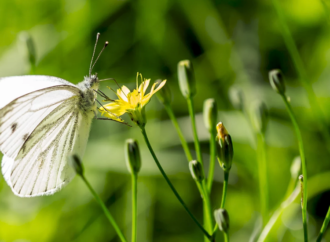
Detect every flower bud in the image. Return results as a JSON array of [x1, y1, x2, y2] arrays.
[[70, 154, 84, 176], [19, 31, 36, 69], [269, 69, 285, 95], [177, 60, 196, 98], [251, 100, 269, 134], [216, 122, 233, 172], [229, 86, 244, 111], [203, 98, 218, 132], [189, 160, 204, 182], [290, 156, 301, 179], [125, 139, 141, 175], [156, 79, 172, 106], [214, 208, 230, 233]]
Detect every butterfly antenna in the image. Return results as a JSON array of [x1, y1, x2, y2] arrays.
[[89, 33, 101, 77], [91, 41, 109, 73]]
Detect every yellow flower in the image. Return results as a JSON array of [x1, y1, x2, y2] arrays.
[[99, 73, 166, 127]]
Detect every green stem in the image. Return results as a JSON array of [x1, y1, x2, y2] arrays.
[[272, 0, 330, 151], [202, 180, 213, 234], [257, 133, 269, 224], [221, 171, 229, 208], [281, 95, 308, 242], [131, 173, 137, 242], [140, 127, 212, 240], [207, 129, 217, 192], [224, 232, 229, 242], [80, 175, 127, 242], [164, 105, 193, 161], [186, 97, 203, 164], [316, 206, 330, 242]]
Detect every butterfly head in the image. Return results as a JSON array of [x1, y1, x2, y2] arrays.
[[81, 73, 99, 90]]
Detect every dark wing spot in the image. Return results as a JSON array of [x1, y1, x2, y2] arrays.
[[23, 134, 29, 141], [11, 123, 17, 133]]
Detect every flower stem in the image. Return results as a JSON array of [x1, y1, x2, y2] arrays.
[[281, 94, 308, 242], [202, 180, 214, 234], [221, 171, 229, 208], [272, 0, 330, 151], [224, 232, 229, 242], [131, 173, 137, 242], [186, 97, 203, 164], [80, 175, 127, 242], [140, 127, 212, 240], [207, 129, 217, 192], [257, 133, 269, 224], [164, 105, 193, 161], [316, 206, 330, 242]]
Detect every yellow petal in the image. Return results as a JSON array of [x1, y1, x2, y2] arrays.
[[117, 86, 130, 102]]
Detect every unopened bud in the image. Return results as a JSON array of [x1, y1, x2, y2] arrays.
[[229, 86, 244, 111], [19, 32, 36, 69], [214, 208, 230, 233], [290, 156, 301, 179], [70, 154, 84, 176], [203, 98, 218, 132], [189, 160, 204, 182], [125, 139, 141, 175], [216, 122, 233, 172], [251, 100, 269, 134], [156, 79, 172, 106], [178, 60, 196, 98], [269, 69, 285, 95]]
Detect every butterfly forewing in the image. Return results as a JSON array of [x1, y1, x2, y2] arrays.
[[0, 86, 80, 159], [2, 93, 92, 197], [0, 75, 96, 197]]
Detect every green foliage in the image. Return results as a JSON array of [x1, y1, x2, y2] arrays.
[[1, 0, 330, 241]]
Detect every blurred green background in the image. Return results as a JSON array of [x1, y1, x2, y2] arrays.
[[1, 0, 330, 241]]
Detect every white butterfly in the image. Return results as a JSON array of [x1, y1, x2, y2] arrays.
[[0, 33, 110, 197]]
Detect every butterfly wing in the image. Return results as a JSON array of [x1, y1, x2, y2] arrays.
[[1, 88, 93, 197], [0, 85, 80, 158], [0, 75, 76, 109], [0, 76, 95, 197]]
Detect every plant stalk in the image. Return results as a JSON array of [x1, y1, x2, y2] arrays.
[[164, 105, 193, 161], [257, 133, 269, 224], [80, 175, 127, 242], [281, 94, 308, 242], [316, 206, 330, 242], [140, 127, 212, 240], [131, 173, 137, 242], [207, 129, 217, 192]]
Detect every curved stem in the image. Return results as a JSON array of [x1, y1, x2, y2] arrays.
[[272, 0, 330, 152], [221, 171, 229, 208], [164, 105, 193, 161], [186, 97, 203, 164], [281, 95, 308, 242], [131, 173, 137, 242], [140, 127, 212, 240], [257, 186, 300, 242], [207, 129, 217, 192], [80, 175, 127, 242], [316, 206, 330, 242], [257, 133, 269, 224]]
